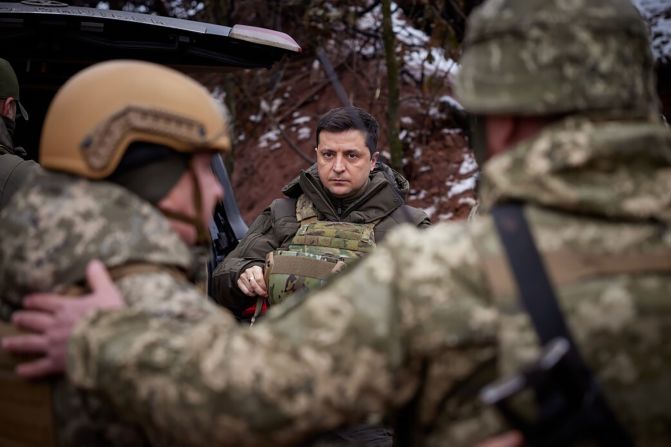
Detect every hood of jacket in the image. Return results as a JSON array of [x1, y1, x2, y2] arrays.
[[0, 171, 191, 319], [480, 115, 671, 223], [280, 162, 409, 223]]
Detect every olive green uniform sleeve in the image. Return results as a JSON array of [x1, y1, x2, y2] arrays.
[[210, 208, 276, 313], [67, 224, 501, 447]]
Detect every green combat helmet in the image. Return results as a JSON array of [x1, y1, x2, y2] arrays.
[[455, 0, 659, 119]]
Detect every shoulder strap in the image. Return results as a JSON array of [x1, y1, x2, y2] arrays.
[[491, 202, 634, 447]]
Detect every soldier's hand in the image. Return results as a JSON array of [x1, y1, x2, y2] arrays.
[[475, 432, 523, 447], [1, 260, 124, 379], [237, 265, 268, 297]]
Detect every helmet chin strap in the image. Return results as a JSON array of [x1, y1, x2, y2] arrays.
[[159, 165, 210, 246]]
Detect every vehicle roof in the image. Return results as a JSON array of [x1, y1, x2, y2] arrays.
[[0, 0, 301, 157]]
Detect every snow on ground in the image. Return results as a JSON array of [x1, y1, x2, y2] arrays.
[[458, 197, 477, 207], [297, 127, 312, 141], [439, 95, 464, 111], [258, 129, 280, 149], [458, 153, 478, 175], [634, 0, 671, 63], [447, 175, 477, 198], [355, 2, 460, 78], [293, 115, 311, 125]]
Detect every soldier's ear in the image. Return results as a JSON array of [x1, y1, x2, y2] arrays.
[[370, 151, 379, 170], [1, 97, 16, 121]]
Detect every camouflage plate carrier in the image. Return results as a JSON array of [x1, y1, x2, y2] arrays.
[[265, 195, 377, 305]]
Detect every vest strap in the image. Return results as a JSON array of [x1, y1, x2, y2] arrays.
[[482, 247, 671, 300], [491, 202, 634, 446]]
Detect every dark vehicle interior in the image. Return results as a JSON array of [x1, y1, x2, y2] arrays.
[[0, 0, 301, 279]]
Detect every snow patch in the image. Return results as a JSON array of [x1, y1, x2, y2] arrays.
[[259, 129, 280, 148], [297, 127, 312, 141], [447, 176, 477, 198], [293, 115, 311, 125], [401, 116, 414, 125], [439, 95, 464, 111], [442, 128, 461, 135], [458, 197, 477, 207], [458, 154, 478, 175]]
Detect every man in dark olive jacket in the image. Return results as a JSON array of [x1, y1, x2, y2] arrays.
[[0, 58, 40, 209], [212, 106, 430, 318]]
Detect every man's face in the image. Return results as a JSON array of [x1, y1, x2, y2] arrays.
[[161, 152, 224, 246], [315, 129, 378, 198]]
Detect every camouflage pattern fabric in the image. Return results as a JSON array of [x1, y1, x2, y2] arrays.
[[266, 220, 375, 304], [0, 170, 220, 446], [289, 220, 376, 256], [66, 114, 671, 446], [455, 0, 659, 118]]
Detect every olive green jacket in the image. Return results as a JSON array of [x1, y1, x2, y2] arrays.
[[212, 162, 430, 316], [68, 116, 671, 446], [0, 118, 40, 209]]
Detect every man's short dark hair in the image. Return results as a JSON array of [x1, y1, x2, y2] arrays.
[[316, 106, 379, 154]]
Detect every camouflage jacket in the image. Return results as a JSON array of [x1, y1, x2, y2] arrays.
[[0, 171, 222, 446], [212, 162, 430, 315], [68, 116, 671, 446], [0, 117, 40, 209]]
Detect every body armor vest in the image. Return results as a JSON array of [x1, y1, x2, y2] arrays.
[[265, 195, 377, 305]]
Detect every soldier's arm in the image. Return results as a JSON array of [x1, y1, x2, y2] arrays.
[[210, 208, 276, 312], [68, 224, 500, 447]]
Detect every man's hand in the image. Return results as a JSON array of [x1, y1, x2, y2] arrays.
[[237, 265, 268, 297], [1, 260, 125, 379]]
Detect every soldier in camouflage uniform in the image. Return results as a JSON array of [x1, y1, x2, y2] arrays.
[[5, 0, 671, 445], [0, 60, 232, 446], [213, 106, 429, 319], [0, 58, 40, 209]]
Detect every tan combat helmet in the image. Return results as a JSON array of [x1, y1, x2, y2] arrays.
[[455, 0, 659, 120], [40, 60, 231, 178]]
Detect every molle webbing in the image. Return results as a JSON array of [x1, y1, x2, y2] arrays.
[[290, 222, 376, 255], [0, 262, 187, 447], [483, 248, 671, 300]]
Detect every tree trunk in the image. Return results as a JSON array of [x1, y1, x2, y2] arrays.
[[381, 0, 403, 172]]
